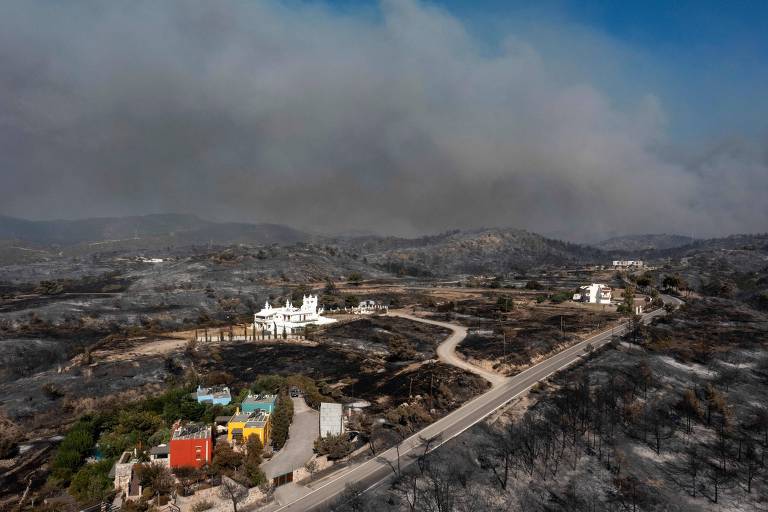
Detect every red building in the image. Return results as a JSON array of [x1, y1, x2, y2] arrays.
[[169, 423, 213, 469]]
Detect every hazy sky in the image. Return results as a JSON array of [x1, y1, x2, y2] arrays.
[[1, 0, 766, 240]]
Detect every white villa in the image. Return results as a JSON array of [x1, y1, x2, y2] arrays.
[[253, 294, 336, 335], [573, 283, 613, 304]]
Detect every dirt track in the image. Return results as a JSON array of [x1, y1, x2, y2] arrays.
[[388, 310, 506, 387]]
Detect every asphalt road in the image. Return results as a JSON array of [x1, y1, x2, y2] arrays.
[[274, 296, 681, 511], [262, 397, 319, 480]]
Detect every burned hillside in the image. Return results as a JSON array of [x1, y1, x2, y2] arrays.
[[316, 316, 450, 360], [349, 297, 768, 512]]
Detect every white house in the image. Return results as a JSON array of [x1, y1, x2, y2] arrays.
[[319, 402, 344, 437], [253, 294, 336, 336], [573, 283, 613, 304], [353, 299, 387, 315], [612, 260, 644, 269], [137, 257, 164, 263]]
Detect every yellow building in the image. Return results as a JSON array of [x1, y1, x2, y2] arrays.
[[227, 409, 271, 445]]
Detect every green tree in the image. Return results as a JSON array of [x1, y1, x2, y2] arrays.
[[68, 460, 113, 504], [662, 275, 684, 291], [97, 431, 132, 459], [636, 273, 653, 288], [135, 463, 175, 503], [114, 410, 165, 440], [324, 278, 337, 294], [270, 394, 295, 450], [51, 415, 103, 483], [243, 436, 267, 486], [245, 435, 263, 464], [212, 443, 245, 476]]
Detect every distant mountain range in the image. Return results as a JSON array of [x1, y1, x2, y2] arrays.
[[0, 214, 311, 247], [1, 214, 765, 275]]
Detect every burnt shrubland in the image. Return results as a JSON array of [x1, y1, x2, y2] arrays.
[[349, 298, 768, 511]]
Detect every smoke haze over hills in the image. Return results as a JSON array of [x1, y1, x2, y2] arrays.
[[1, 0, 766, 240]]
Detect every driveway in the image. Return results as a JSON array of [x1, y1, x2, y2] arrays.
[[262, 396, 318, 480]]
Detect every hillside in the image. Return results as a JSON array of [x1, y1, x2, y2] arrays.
[[0, 214, 310, 248], [594, 233, 695, 252], [351, 228, 606, 275]]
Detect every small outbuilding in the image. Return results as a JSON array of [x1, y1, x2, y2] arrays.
[[320, 402, 344, 437]]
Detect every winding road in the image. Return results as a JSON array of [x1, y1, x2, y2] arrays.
[[388, 311, 507, 387], [272, 295, 682, 512]]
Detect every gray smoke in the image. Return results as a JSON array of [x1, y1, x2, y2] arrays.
[[0, 0, 765, 238]]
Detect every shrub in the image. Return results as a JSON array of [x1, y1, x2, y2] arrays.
[[496, 295, 514, 312], [314, 434, 353, 460], [69, 460, 113, 504], [549, 291, 572, 304], [244, 462, 267, 487], [191, 501, 214, 512], [0, 436, 18, 459], [385, 403, 433, 430], [388, 335, 417, 361], [42, 382, 65, 400], [252, 375, 286, 394], [204, 371, 235, 386]]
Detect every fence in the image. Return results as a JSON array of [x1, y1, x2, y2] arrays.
[[80, 503, 120, 512], [193, 327, 307, 343]]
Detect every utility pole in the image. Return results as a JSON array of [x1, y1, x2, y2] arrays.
[[498, 313, 506, 362], [503, 328, 507, 362], [429, 373, 434, 412]]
